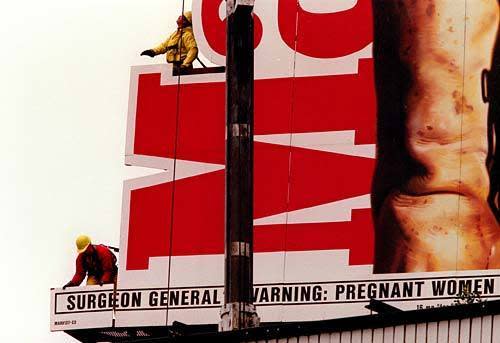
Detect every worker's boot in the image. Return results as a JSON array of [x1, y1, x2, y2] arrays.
[[371, 0, 500, 272]]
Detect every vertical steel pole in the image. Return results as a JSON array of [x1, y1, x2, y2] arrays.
[[220, 0, 260, 332]]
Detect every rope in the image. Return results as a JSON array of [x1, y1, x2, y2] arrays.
[[279, 0, 300, 321], [165, 0, 186, 327]]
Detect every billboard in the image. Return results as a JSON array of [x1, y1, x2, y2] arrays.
[[51, 0, 500, 331]]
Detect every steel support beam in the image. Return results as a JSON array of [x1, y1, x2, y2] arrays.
[[220, 0, 260, 332]]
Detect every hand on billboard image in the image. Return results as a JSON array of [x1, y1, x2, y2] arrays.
[[371, 0, 500, 272]]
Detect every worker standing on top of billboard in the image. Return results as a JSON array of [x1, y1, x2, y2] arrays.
[[63, 235, 118, 289], [140, 11, 198, 74]]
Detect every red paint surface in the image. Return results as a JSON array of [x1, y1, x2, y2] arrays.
[[126, 144, 374, 270], [254, 210, 374, 266], [128, 170, 373, 270], [133, 60, 375, 163], [127, 170, 225, 270], [278, 0, 373, 58]]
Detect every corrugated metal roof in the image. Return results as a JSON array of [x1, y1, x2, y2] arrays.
[[65, 299, 500, 342]]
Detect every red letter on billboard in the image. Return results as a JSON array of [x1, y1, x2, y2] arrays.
[[278, 0, 373, 58], [201, 0, 263, 56]]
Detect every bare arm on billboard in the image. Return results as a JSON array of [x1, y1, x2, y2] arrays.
[[372, 0, 500, 272]]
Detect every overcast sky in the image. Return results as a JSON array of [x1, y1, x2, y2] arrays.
[[0, 1, 194, 341]]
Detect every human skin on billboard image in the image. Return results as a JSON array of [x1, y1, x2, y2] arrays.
[[372, 0, 500, 272]]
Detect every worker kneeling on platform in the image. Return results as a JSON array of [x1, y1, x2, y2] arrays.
[[63, 235, 118, 289], [140, 11, 198, 74]]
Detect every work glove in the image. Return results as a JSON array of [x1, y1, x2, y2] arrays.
[[140, 49, 155, 58]]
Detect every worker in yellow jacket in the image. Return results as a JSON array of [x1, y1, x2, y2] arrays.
[[141, 11, 198, 73]]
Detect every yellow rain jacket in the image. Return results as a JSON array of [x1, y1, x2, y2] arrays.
[[152, 27, 198, 67]]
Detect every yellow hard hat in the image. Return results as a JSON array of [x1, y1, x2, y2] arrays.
[[76, 235, 91, 254], [183, 11, 192, 24]]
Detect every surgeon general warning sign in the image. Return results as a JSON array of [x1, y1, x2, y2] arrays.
[[57, 277, 497, 313], [51, 0, 500, 331], [51, 273, 500, 330]]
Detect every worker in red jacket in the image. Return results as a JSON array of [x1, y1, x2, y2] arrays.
[[63, 235, 118, 289]]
